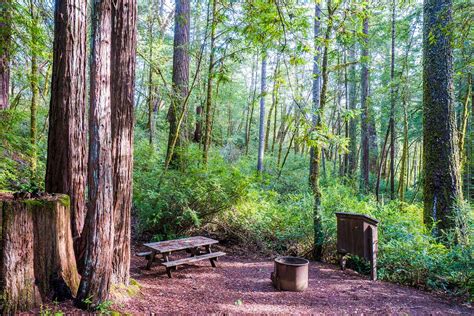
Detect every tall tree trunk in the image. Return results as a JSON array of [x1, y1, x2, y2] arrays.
[[75, 0, 114, 308], [335, 52, 343, 176], [111, 0, 136, 286], [146, 10, 154, 146], [265, 55, 280, 153], [193, 104, 203, 143], [245, 98, 256, 155], [203, 0, 217, 165], [294, 108, 300, 155], [271, 79, 279, 153], [166, 0, 190, 169], [45, 0, 88, 258], [29, 4, 39, 180], [310, 0, 334, 261], [30, 53, 38, 178], [257, 53, 267, 174], [376, 124, 390, 201], [343, 49, 349, 176], [348, 40, 358, 178], [0, 0, 10, 110], [245, 55, 257, 155], [423, 0, 464, 242], [309, 2, 321, 260], [368, 108, 378, 174], [389, 0, 396, 199], [360, 12, 370, 190], [277, 106, 288, 166], [398, 98, 408, 201], [458, 74, 471, 168]]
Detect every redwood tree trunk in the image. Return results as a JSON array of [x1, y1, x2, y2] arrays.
[[45, 0, 88, 258], [0, 0, 10, 110], [76, 0, 114, 308], [111, 0, 137, 286], [166, 0, 190, 169], [422, 0, 464, 241]]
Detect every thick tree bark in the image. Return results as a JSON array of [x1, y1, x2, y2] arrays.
[[32, 196, 80, 302], [0, 0, 10, 110], [203, 0, 217, 164], [389, 0, 396, 199], [166, 0, 190, 169], [423, 0, 464, 241], [360, 13, 370, 190], [45, 0, 88, 258], [111, 0, 136, 286], [257, 53, 267, 174], [0, 194, 80, 313], [0, 196, 42, 313], [76, 0, 114, 308]]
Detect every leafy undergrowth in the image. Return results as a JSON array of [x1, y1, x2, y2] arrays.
[[134, 142, 473, 302]]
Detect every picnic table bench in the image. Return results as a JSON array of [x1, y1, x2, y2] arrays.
[[137, 236, 226, 278]]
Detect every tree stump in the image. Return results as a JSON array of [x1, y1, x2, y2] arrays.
[[0, 193, 80, 313]]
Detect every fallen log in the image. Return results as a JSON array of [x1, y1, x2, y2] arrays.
[[0, 193, 80, 313]]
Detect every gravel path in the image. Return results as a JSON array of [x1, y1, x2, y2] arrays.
[[116, 247, 471, 315], [27, 246, 471, 315]]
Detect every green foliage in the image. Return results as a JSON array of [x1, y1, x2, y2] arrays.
[[96, 300, 114, 315], [39, 301, 63, 316], [135, 145, 473, 300], [134, 141, 249, 240], [0, 109, 42, 190]]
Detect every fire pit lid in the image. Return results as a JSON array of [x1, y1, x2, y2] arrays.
[[275, 256, 309, 266]]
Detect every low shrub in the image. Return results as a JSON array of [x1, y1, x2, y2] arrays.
[[134, 142, 249, 240]]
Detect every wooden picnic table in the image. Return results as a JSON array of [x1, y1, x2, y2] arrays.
[[139, 236, 226, 278]]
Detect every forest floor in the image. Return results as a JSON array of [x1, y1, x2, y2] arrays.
[[33, 245, 472, 315]]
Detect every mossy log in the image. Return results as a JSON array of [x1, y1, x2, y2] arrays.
[[0, 193, 80, 313]]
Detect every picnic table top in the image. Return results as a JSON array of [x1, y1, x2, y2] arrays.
[[144, 236, 218, 253]]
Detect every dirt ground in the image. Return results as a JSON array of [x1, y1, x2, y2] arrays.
[[29, 246, 472, 315]]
